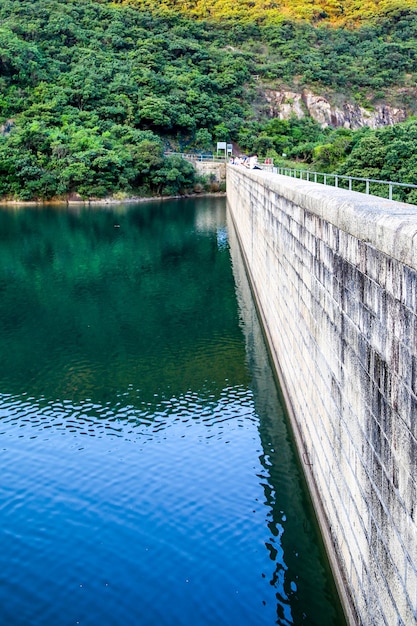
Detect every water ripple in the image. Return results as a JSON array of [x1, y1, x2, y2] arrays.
[[0, 383, 257, 442]]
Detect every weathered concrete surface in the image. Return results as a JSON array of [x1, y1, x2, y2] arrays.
[[227, 165, 417, 626], [193, 160, 226, 183]]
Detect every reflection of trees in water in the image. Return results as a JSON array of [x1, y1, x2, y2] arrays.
[[0, 198, 248, 406], [227, 209, 346, 626]]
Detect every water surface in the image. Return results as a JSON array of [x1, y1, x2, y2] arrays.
[[0, 198, 346, 625]]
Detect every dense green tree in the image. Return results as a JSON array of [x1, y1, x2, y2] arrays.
[[334, 120, 417, 201], [0, 0, 417, 199]]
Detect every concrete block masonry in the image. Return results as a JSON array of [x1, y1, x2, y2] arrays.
[[193, 160, 226, 183], [226, 165, 417, 626]]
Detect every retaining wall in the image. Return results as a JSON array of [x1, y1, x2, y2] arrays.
[[193, 160, 226, 183], [226, 165, 417, 625]]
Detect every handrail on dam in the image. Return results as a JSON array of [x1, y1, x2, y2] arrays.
[[167, 152, 417, 203], [268, 165, 417, 203], [164, 152, 225, 163]]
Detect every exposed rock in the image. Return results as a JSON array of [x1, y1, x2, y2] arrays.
[[66, 192, 84, 202], [0, 119, 14, 135], [264, 89, 407, 129], [264, 90, 305, 120]]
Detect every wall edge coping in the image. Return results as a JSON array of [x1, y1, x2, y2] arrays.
[[229, 167, 417, 269]]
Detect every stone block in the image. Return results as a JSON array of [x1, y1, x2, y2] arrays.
[[226, 166, 417, 625]]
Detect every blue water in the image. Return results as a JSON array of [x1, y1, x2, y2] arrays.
[[0, 198, 345, 625]]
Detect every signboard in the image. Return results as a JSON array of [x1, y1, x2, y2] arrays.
[[217, 142, 233, 156]]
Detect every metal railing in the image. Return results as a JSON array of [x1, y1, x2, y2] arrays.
[[164, 155, 417, 203], [269, 166, 417, 203], [164, 152, 226, 162]]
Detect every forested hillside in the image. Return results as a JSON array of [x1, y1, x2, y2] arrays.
[[1, 0, 417, 200], [122, 0, 417, 25]]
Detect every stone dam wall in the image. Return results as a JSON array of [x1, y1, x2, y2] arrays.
[[226, 166, 417, 625]]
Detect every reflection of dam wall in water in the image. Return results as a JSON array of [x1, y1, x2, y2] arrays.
[[227, 210, 346, 626], [226, 165, 417, 626]]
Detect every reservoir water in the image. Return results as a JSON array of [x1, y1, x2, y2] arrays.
[[0, 197, 346, 625]]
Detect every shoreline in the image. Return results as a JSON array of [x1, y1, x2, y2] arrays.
[[0, 191, 227, 207]]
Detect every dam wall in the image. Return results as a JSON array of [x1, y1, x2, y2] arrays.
[[226, 165, 417, 625]]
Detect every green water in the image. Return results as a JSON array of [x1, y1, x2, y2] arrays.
[[0, 197, 346, 625]]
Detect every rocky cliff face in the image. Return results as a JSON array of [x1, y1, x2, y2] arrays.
[[0, 119, 14, 135], [264, 89, 407, 129]]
